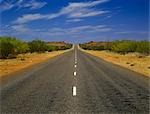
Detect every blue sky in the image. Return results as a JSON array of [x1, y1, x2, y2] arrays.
[[0, 0, 149, 43]]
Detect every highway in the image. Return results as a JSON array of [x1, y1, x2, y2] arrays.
[[1, 46, 149, 114]]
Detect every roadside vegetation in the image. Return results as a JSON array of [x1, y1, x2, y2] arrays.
[[0, 36, 72, 59], [79, 40, 150, 55], [0, 36, 72, 77], [79, 40, 150, 76]]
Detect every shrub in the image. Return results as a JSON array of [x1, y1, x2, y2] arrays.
[[80, 40, 150, 55], [0, 37, 72, 59], [0, 37, 29, 58], [0, 38, 15, 58], [28, 40, 47, 53], [66, 44, 72, 49], [79, 44, 105, 50], [111, 40, 137, 54], [79, 44, 88, 50], [46, 45, 56, 52], [104, 42, 112, 50], [136, 41, 150, 55], [13, 40, 29, 54], [92, 45, 105, 50]]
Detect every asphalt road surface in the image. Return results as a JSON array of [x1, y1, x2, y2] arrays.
[[1, 46, 149, 114]]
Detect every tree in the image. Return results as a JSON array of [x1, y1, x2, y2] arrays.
[[0, 37, 29, 58]]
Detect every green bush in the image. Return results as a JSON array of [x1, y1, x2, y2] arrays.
[[104, 42, 112, 50], [80, 40, 150, 55], [0, 37, 29, 58], [0, 38, 15, 58], [0, 37, 72, 59], [28, 40, 47, 53], [13, 40, 29, 54], [111, 40, 137, 54], [46, 45, 56, 52], [65, 44, 72, 49], [79, 44, 88, 50], [136, 41, 150, 55], [79, 44, 105, 50], [92, 45, 105, 50]]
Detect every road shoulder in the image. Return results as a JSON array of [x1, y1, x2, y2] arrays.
[[79, 49, 150, 77]]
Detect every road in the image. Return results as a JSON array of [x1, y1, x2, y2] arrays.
[[0, 46, 149, 114]]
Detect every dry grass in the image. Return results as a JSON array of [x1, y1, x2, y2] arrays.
[[0, 51, 66, 77], [82, 50, 150, 77]]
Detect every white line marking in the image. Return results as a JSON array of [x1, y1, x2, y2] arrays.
[[74, 65, 77, 68], [73, 86, 77, 96], [74, 71, 77, 76]]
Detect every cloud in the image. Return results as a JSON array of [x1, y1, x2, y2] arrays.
[[61, 0, 109, 18], [65, 0, 109, 9], [0, 1, 15, 11], [0, 0, 47, 12], [66, 19, 83, 22], [11, 24, 29, 32], [13, 14, 47, 24], [115, 31, 148, 34], [13, 24, 111, 34], [13, 0, 110, 24], [67, 9, 108, 18], [1, 24, 112, 41], [68, 25, 111, 33], [21, 0, 47, 10], [44, 25, 111, 36]]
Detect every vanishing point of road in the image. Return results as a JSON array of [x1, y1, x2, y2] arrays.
[[1, 46, 149, 114]]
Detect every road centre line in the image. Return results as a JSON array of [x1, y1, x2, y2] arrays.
[[75, 60, 77, 63], [74, 72, 77, 76], [73, 86, 77, 96], [72, 48, 77, 97]]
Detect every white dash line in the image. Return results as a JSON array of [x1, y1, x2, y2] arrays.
[[74, 65, 77, 68], [73, 86, 77, 96], [74, 71, 77, 76]]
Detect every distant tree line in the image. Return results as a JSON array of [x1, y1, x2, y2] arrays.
[[0, 37, 72, 59], [79, 40, 150, 55]]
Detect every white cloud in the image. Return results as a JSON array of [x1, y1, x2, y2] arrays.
[[24, 1, 46, 9], [67, 9, 108, 18], [0, 24, 29, 36], [45, 25, 111, 36], [65, 0, 109, 9], [66, 19, 82, 22], [11, 24, 29, 32], [115, 31, 148, 34], [0, 1, 15, 11], [13, 14, 47, 24], [1, 24, 112, 39], [13, 0, 110, 24], [0, 0, 47, 12], [68, 25, 110, 33], [61, 0, 109, 18]]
